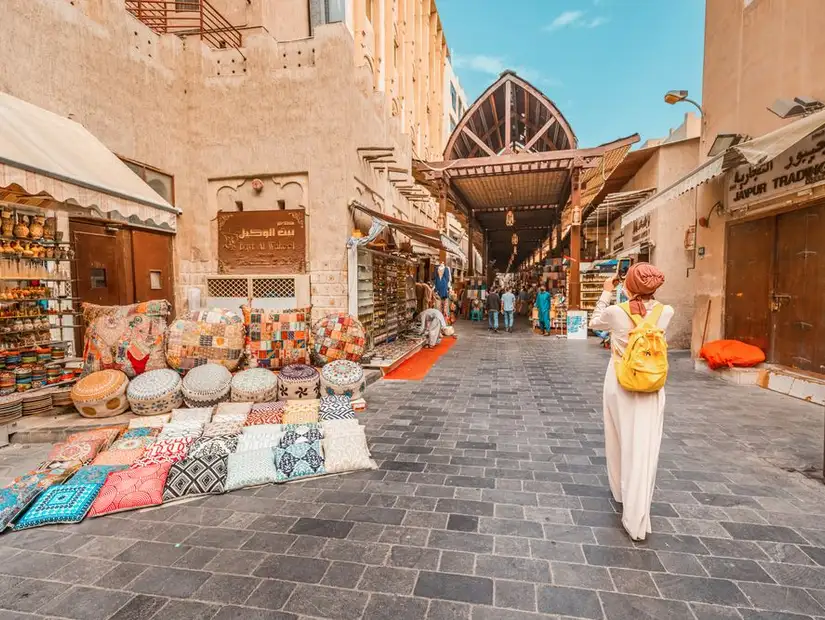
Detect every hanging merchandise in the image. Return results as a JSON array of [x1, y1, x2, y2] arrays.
[[506, 210, 515, 227], [511, 233, 519, 246]]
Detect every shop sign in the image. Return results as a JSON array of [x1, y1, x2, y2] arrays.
[[217, 209, 306, 274], [727, 127, 825, 211], [630, 214, 650, 245], [567, 310, 588, 340]]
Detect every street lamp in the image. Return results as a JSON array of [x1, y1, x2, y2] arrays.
[[664, 90, 703, 116]]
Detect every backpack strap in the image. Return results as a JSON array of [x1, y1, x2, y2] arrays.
[[619, 302, 664, 327], [618, 302, 642, 327]]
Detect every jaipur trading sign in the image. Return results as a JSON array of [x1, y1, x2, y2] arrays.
[[217, 210, 306, 274]]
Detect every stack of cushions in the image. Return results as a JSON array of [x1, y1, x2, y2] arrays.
[[310, 313, 366, 365], [242, 306, 311, 370], [320, 360, 366, 400], [181, 364, 232, 408], [165, 308, 245, 373], [71, 370, 130, 418], [231, 368, 278, 403], [82, 300, 170, 378], [126, 369, 183, 416], [277, 364, 320, 401]]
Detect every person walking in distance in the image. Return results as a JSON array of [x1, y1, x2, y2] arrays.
[[589, 263, 673, 541], [486, 287, 501, 333], [501, 287, 516, 333], [518, 287, 529, 316], [534, 286, 551, 336]]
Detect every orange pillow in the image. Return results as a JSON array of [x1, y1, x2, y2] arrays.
[[699, 340, 766, 370]]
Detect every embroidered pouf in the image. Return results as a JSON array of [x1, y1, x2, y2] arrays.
[[127, 369, 183, 416], [277, 364, 320, 401], [71, 370, 130, 418], [320, 360, 366, 399], [310, 313, 366, 365], [181, 363, 232, 408], [166, 308, 245, 373], [231, 368, 278, 403]]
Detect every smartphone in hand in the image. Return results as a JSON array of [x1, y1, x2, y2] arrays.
[[617, 258, 632, 280]]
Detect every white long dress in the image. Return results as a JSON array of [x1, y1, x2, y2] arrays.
[[589, 291, 674, 541]]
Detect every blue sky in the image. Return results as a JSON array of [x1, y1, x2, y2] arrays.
[[437, 0, 705, 147]]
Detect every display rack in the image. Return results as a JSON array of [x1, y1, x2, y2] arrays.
[[356, 248, 415, 349]]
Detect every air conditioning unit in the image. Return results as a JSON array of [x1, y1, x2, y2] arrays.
[[205, 275, 310, 314]]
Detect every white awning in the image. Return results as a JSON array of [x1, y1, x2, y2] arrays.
[[0, 92, 179, 231], [622, 108, 825, 227]]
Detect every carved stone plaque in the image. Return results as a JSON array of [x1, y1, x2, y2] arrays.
[[217, 210, 306, 274]]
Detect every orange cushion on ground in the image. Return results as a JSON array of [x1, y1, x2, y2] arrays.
[[699, 340, 766, 370]]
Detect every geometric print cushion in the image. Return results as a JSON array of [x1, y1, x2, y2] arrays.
[[236, 431, 283, 453], [214, 403, 252, 418], [131, 438, 193, 468], [320, 419, 362, 437], [225, 448, 278, 491], [242, 305, 311, 371], [204, 420, 244, 437], [71, 464, 128, 486], [282, 400, 319, 425], [47, 439, 106, 465], [322, 427, 376, 474], [170, 408, 214, 424], [110, 436, 156, 452], [274, 439, 325, 481], [188, 435, 239, 459], [88, 463, 172, 517], [121, 427, 158, 440], [277, 423, 323, 449], [13, 483, 102, 530], [163, 455, 228, 500], [319, 396, 356, 421], [0, 486, 43, 532], [246, 402, 285, 426]]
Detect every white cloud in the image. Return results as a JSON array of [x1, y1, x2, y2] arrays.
[[547, 10, 584, 30], [586, 16, 608, 28], [452, 53, 562, 89]]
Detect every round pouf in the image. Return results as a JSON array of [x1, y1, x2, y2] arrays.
[[127, 368, 183, 416], [310, 313, 366, 365], [277, 364, 320, 401], [320, 360, 366, 399], [181, 363, 232, 408], [231, 368, 278, 403], [71, 370, 130, 418]]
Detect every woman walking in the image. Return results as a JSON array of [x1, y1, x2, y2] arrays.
[[589, 263, 673, 541], [534, 286, 551, 335]]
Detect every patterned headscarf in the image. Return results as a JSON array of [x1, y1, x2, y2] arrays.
[[624, 263, 665, 317]]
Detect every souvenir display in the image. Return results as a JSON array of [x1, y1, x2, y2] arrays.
[[70, 369, 130, 418], [320, 360, 366, 399], [126, 368, 183, 416], [165, 308, 245, 373], [276, 364, 320, 401], [231, 368, 278, 403], [310, 313, 366, 365], [181, 363, 231, 407], [242, 305, 311, 370]]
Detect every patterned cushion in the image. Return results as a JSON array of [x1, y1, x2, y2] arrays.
[[310, 313, 366, 365], [274, 439, 325, 481], [122, 427, 157, 440], [131, 438, 194, 468], [128, 415, 169, 429], [231, 369, 278, 403], [321, 419, 361, 437], [242, 305, 311, 370], [320, 360, 366, 399], [277, 364, 321, 401], [165, 308, 245, 373], [13, 483, 101, 529], [319, 395, 356, 421], [163, 455, 228, 500], [246, 402, 285, 426], [157, 421, 204, 440], [236, 431, 283, 452], [226, 448, 278, 491], [171, 408, 214, 423], [242, 423, 285, 436], [47, 439, 105, 465], [322, 426, 376, 474], [127, 369, 183, 416], [67, 427, 124, 448], [92, 448, 145, 467], [0, 486, 42, 531], [204, 420, 244, 437], [71, 370, 130, 418], [278, 423, 323, 448], [71, 464, 127, 486], [283, 399, 320, 425], [88, 463, 171, 517], [189, 435, 239, 458], [214, 402, 252, 418], [110, 435, 157, 452], [181, 363, 232, 408], [82, 300, 170, 378]]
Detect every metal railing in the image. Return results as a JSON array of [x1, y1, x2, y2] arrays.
[[125, 0, 243, 54]]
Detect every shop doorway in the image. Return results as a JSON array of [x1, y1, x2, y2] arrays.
[[725, 202, 825, 374]]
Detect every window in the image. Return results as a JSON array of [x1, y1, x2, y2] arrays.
[[450, 84, 458, 113], [326, 0, 346, 23], [90, 268, 107, 289], [149, 270, 163, 290], [120, 157, 175, 206]]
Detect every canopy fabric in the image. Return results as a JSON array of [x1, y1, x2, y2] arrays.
[[0, 92, 179, 231]]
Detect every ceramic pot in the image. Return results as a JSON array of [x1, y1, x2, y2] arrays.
[[13, 216, 29, 240], [28, 217, 44, 240], [1, 216, 12, 238], [43, 217, 56, 240]]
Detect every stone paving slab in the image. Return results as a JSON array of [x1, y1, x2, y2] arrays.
[[0, 318, 824, 619]]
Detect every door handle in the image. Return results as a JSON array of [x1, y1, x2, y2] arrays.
[[770, 294, 791, 312]]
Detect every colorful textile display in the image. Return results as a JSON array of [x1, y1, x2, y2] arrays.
[[231, 368, 278, 403], [163, 455, 228, 500], [310, 313, 366, 365], [110, 435, 156, 452], [71, 465, 127, 486], [165, 308, 245, 373], [319, 395, 356, 421], [242, 305, 311, 370], [132, 437, 194, 468], [274, 439, 325, 481], [189, 435, 239, 459], [226, 448, 279, 490], [82, 300, 170, 378], [13, 483, 101, 530], [67, 427, 124, 448], [47, 439, 105, 465], [126, 369, 183, 416], [277, 364, 320, 401], [246, 402, 285, 426], [71, 370, 130, 418], [320, 360, 366, 399], [283, 399, 320, 425], [0, 486, 43, 531], [170, 408, 213, 424], [88, 463, 172, 517], [322, 426, 376, 474], [181, 363, 232, 408], [122, 427, 156, 440]]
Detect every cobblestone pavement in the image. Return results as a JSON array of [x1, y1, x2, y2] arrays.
[[2, 318, 825, 619]]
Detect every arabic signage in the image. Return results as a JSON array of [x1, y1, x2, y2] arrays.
[[217, 210, 306, 274], [630, 213, 651, 245], [727, 127, 825, 211]]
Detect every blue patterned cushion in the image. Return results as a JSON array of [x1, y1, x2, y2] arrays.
[[122, 428, 155, 439], [71, 465, 127, 486], [0, 486, 41, 531], [277, 423, 323, 449], [274, 439, 325, 481], [13, 483, 101, 529]]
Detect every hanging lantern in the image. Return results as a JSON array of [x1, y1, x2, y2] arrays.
[[511, 233, 519, 246], [505, 210, 515, 227]]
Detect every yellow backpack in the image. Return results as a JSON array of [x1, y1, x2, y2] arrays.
[[614, 302, 668, 393]]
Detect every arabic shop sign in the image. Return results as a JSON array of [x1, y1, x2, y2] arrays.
[[727, 127, 825, 211], [217, 209, 306, 274]]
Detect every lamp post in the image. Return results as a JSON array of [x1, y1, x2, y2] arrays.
[[664, 90, 704, 116]]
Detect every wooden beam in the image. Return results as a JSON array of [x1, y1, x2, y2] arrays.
[[523, 117, 557, 152], [461, 127, 496, 157], [467, 215, 474, 276], [439, 175, 449, 264], [504, 79, 513, 152], [569, 167, 582, 310], [490, 93, 503, 154]]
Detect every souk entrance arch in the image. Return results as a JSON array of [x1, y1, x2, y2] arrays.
[[415, 70, 638, 308]]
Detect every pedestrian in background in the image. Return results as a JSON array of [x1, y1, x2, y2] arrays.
[[534, 286, 551, 335], [518, 287, 529, 315], [501, 288, 516, 333], [486, 287, 501, 333]]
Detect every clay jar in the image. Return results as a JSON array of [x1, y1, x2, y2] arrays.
[[13, 216, 28, 240], [1, 212, 12, 238], [43, 217, 56, 240], [28, 216, 44, 240]]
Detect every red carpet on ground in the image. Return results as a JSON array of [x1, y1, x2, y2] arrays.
[[384, 337, 456, 380]]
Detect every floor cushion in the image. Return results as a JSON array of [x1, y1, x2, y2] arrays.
[[163, 455, 228, 500], [71, 464, 127, 486], [131, 438, 194, 468], [237, 425, 285, 452], [13, 483, 102, 530], [274, 439, 325, 482], [203, 420, 244, 437], [319, 395, 356, 421], [243, 305, 311, 370], [322, 426, 376, 474], [320, 360, 366, 399], [166, 308, 245, 373], [214, 402, 253, 418], [277, 423, 323, 448], [67, 426, 124, 448], [232, 369, 278, 403], [88, 462, 172, 517], [121, 427, 158, 440], [321, 419, 361, 437], [92, 448, 146, 467], [47, 438, 106, 465], [310, 313, 366, 365], [276, 364, 320, 401], [127, 369, 183, 416], [188, 435, 239, 459], [110, 435, 157, 452], [71, 370, 130, 418], [246, 402, 285, 426], [157, 421, 204, 441], [181, 364, 232, 408], [0, 486, 42, 531], [283, 399, 320, 425], [128, 415, 169, 429], [226, 448, 278, 491], [171, 408, 214, 424]]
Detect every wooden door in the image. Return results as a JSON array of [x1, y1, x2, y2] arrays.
[[724, 218, 774, 352], [131, 230, 174, 308], [772, 203, 825, 372], [72, 222, 125, 307]]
